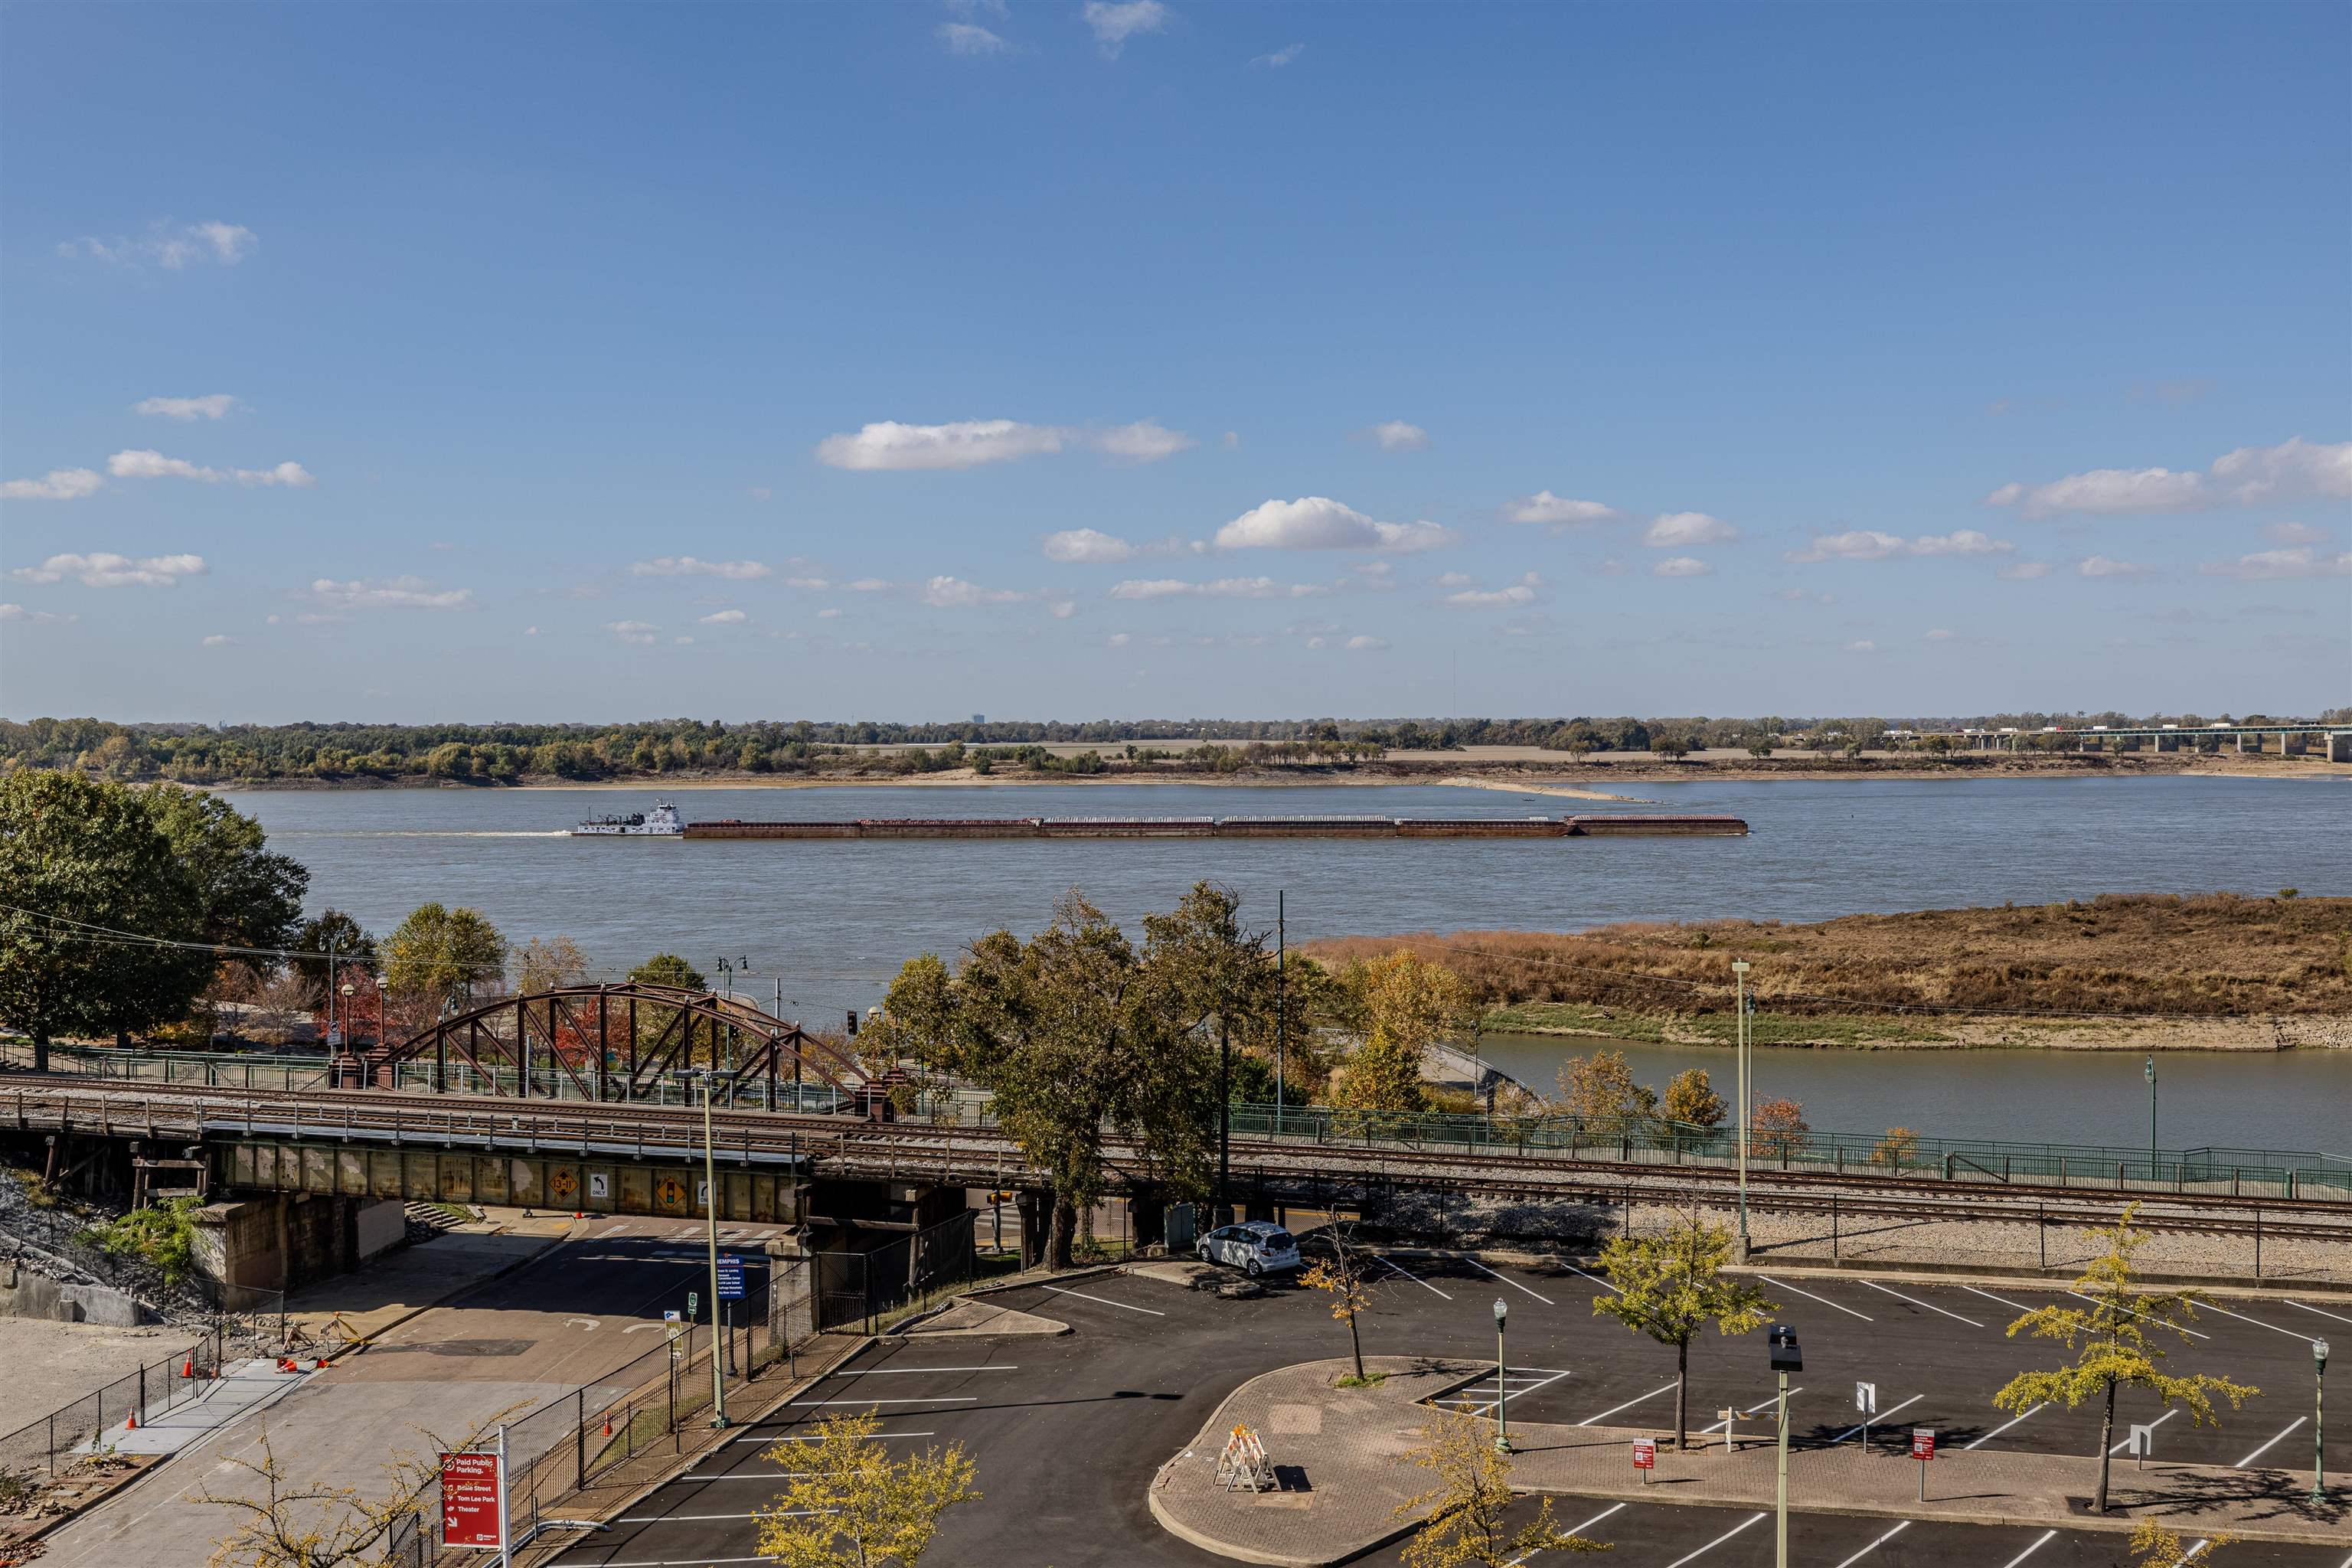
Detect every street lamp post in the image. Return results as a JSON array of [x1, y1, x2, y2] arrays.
[[1732, 960, 1752, 1257], [340, 983, 356, 1083], [2145, 1055, 2158, 1178], [1492, 1298, 1511, 1453], [1274, 890, 1285, 1135], [2315, 1338, 2330, 1506], [1769, 1325, 1802, 1568], [691, 1069, 727, 1429]]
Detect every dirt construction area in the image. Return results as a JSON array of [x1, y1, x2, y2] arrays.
[[0, 1317, 196, 1430]]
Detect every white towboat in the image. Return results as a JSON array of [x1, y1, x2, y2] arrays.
[[571, 800, 684, 836]]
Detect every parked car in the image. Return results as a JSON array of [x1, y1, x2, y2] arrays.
[[1197, 1221, 1302, 1277]]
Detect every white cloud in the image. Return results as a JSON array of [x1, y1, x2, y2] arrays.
[[1, 467, 106, 501], [2076, 555, 2151, 579], [1250, 42, 1305, 68], [0, 603, 76, 625], [818, 607, 844, 619], [1369, 420, 1429, 452], [1044, 528, 1138, 564], [310, 576, 475, 610], [673, 635, 694, 645], [1444, 571, 1542, 606], [1843, 640, 1877, 653], [1775, 586, 1835, 604], [1501, 491, 1620, 528], [1924, 628, 1957, 641], [629, 556, 772, 580], [9, 551, 207, 588], [698, 609, 750, 625], [1909, 529, 2014, 557], [1221, 431, 1241, 449], [1107, 632, 1132, 646], [606, 619, 658, 646], [1083, 0, 1168, 57], [944, 0, 1008, 15], [921, 576, 1029, 607], [108, 449, 315, 487], [817, 419, 1068, 471], [1049, 600, 1076, 619], [1093, 419, 1194, 462], [1785, 530, 1906, 563], [201, 634, 235, 648], [1984, 437, 2352, 517], [1652, 557, 1713, 578], [1305, 635, 1326, 649], [1109, 576, 1326, 600], [294, 611, 348, 626], [1214, 495, 1454, 554], [59, 220, 256, 269], [1998, 561, 2054, 581], [2262, 521, 2328, 546], [135, 394, 238, 421], [2196, 547, 2352, 582], [846, 577, 893, 593], [1643, 511, 1739, 548], [937, 21, 1013, 54], [1344, 634, 1388, 650]]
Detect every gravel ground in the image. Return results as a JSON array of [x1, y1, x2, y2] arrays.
[[0, 1316, 193, 1430]]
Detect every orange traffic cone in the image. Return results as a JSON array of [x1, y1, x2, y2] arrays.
[[601, 1413, 612, 1438], [125, 1412, 138, 1431], [182, 1355, 195, 1379]]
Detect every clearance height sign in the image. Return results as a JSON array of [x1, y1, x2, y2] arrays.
[[441, 1451, 505, 1550]]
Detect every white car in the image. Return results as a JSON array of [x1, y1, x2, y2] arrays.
[[1197, 1221, 1302, 1277]]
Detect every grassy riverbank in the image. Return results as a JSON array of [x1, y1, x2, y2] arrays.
[[1308, 894, 2352, 1051]]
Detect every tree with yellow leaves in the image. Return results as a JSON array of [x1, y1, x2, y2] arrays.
[[1992, 1204, 2257, 1514], [1590, 1213, 1774, 1450], [193, 1413, 518, 1568], [757, 1409, 978, 1568], [1330, 951, 1472, 1115], [1395, 1408, 1611, 1568], [2128, 1519, 2234, 1568], [1299, 1224, 1376, 1383]]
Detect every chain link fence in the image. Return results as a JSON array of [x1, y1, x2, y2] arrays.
[[0, 1325, 230, 1478]]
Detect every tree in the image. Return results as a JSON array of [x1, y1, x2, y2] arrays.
[[1749, 1096, 1809, 1159], [140, 786, 309, 969], [193, 1415, 516, 1568], [514, 935, 592, 993], [2128, 1521, 2235, 1568], [1395, 1408, 1611, 1568], [381, 903, 507, 1014], [294, 910, 379, 995], [756, 1409, 978, 1567], [1651, 736, 1690, 760], [1591, 1214, 1775, 1449], [1330, 950, 1472, 1115], [1660, 1067, 1725, 1128], [1558, 1050, 1658, 1135], [1991, 1204, 2256, 1513], [1870, 1126, 1919, 1169], [629, 951, 707, 990], [1300, 1226, 1376, 1383], [0, 770, 214, 1069]]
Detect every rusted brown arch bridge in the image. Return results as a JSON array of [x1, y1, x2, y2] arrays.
[[349, 982, 869, 1103]]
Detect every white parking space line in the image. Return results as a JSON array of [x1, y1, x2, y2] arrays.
[[1997, 1528, 2060, 1568], [1964, 1285, 2039, 1316], [828, 1366, 1017, 1375], [1038, 1285, 1165, 1315], [2286, 1298, 2352, 1328], [1831, 1393, 1922, 1443], [2195, 1299, 2316, 1344], [1858, 1282, 1984, 1328], [2181, 1542, 2212, 1563], [1464, 1256, 1557, 1305], [1561, 1262, 1622, 1296], [787, 1396, 980, 1406], [1700, 1387, 1803, 1432], [1759, 1276, 1873, 1321], [2111, 1407, 2177, 1453], [1508, 1501, 1625, 1563], [2235, 1416, 2306, 1468], [1445, 1368, 1576, 1415], [1966, 1401, 2046, 1449], [1577, 1380, 1679, 1426], [2066, 1292, 2210, 1341], [552, 1557, 773, 1566], [1662, 1511, 1766, 1567], [1376, 1254, 1455, 1300], [1831, 1520, 1911, 1568]]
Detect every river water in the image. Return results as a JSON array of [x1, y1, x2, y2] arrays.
[[217, 776, 2350, 1150]]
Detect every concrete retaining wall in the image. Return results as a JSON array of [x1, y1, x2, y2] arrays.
[[0, 1262, 155, 1325]]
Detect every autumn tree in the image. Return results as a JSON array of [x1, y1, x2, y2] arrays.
[[1992, 1204, 2256, 1513], [1591, 1214, 1775, 1449], [382, 903, 507, 1014], [756, 1410, 978, 1568], [1396, 1408, 1611, 1568], [1660, 1067, 1725, 1128], [1330, 950, 1472, 1114], [1300, 1225, 1376, 1383], [1749, 1096, 1809, 1159], [514, 934, 592, 993], [1870, 1127, 1920, 1169], [194, 1415, 516, 1568], [1558, 1050, 1658, 1135], [629, 951, 707, 990]]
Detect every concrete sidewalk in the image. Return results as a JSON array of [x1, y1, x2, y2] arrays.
[[83, 1359, 312, 1458], [1149, 1358, 2347, 1567]]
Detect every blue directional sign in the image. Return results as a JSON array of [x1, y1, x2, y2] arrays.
[[716, 1254, 746, 1301]]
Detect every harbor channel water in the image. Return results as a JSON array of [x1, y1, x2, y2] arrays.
[[218, 774, 2351, 1153]]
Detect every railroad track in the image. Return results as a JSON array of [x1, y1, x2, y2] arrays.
[[10, 1076, 2352, 1245]]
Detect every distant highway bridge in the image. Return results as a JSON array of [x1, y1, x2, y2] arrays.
[[1918, 719, 2352, 759]]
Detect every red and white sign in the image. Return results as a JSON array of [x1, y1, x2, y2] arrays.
[[1909, 1428, 1936, 1462], [440, 1452, 505, 1550], [1632, 1439, 1657, 1470]]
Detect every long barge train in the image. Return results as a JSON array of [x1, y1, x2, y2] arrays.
[[668, 812, 1746, 840]]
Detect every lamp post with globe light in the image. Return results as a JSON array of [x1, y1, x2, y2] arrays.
[[1492, 1298, 1511, 1453]]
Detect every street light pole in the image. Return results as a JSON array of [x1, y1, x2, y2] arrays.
[[1768, 1325, 1802, 1568], [2145, 1056, 2158, 1177], [1274, 890, 1285, 1135], [1492, 1298, 1511, 1452], [1732, 960, 1752, 1257], [1218, 1011, 1231, 1224], [2315, 1338, 2330, 1506], [694, 1069, 727, 1428]]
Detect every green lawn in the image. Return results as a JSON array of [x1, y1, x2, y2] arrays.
[[1478, 1001, 1955, 1047]]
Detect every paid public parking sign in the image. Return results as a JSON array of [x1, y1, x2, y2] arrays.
[[439, 1452, 503, 1550], [1910, 1429, 1936, 1462]]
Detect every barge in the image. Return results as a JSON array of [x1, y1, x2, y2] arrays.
[[676, 812, 1746, 840]]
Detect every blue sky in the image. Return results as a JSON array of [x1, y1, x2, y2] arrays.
[[3, 1, 2346, 724]]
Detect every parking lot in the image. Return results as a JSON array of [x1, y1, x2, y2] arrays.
[[548, 1252, 2350, 1568]]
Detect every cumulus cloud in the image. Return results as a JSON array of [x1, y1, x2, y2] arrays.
[[606, 620, 658, 646], [1107, 632, 1132, 646], [846, 578, 893, 593], [0, 603, 77, 625], [936, 21, 1012, 54], [1044, 528, 1138, 564], [1083, 0, 1168, 56], [1250, 42, 1304, 67], [1909, 530, 2014, 557], [1500, 491, 1620, 528], [1049, 599, 1076, 619], [201, 634, 236, 648], [1984, 437, 2352, 517], [1443, 571, 1542, 606], [2262, 521, 2328, 546], [9, 551, 207, 588], [1651, 557, 1713, 578], [1093, 419, 1194, 462], [1, 467, 106, 501], [1109, 577, 1327, 601], [2196, 547, 2351, 581], [59, 220, 256, 269], [1843, 640, 1877, 653], [108, 449, 315, 487], [1214, 496, 1454, 554], [697, 609, 749, 625], [629, 556, 771, 580], [135, 394, 238, 420], [920, 576, 1030, 607], [2076, 555, 2151, 579], [310, 577, 475, 610], [1787, 529, 2014, 563], [1643, 511, 1739, 548], [1368, 420, 1429, 452], [1924, 628, 1957, 641], [818, 420, 1069, 471], [785, 576, 831, 590], [1998, 561, 2055, 581], [1344, 634, 1388, 650]]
